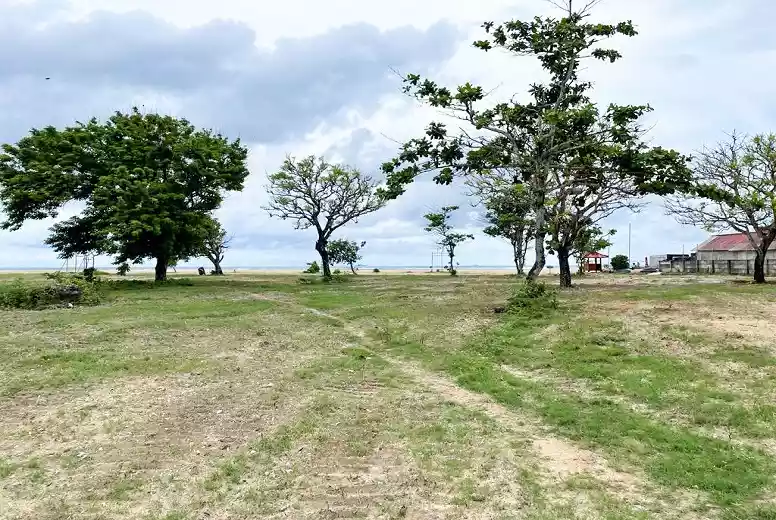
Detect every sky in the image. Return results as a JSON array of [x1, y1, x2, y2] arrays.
[[1, 0, 774, 269]]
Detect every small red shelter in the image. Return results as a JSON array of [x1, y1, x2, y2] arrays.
[[583, 252, 608, 272]]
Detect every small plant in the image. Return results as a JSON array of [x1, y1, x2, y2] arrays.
[[333, 269, 342, 275], [372, 268, 380, 273], [1, 273, 102, 310], [506, 280, 558, 315], [303, 261, 321, 274]]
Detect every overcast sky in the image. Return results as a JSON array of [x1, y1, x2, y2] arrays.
[[1, 0, 774, 268]]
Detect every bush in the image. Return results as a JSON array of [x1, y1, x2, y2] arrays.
[[304, 261, 321, 274], [333, 269, 342, 275], [117, 263, 131, 276], [611, 254, 629, 271], [506, 280, 558, 315], [372, 268, 380, 273], [0, 273, 102, 310]]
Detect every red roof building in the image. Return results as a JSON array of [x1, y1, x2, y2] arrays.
[[696, 232, 775, 260]]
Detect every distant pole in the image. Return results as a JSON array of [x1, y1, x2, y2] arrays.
[[628, 222, 632, 263]]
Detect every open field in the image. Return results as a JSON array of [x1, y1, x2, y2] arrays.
[[1, 273, 775, 519]]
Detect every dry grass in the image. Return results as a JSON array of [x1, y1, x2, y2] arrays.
[[1, 273, 775, 519]]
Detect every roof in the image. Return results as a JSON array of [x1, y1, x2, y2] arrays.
[[583, 252, 608, 259], [697, 232, 776, 252]]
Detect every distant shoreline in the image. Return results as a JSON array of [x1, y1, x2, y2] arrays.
[[0, 266, 560, 276]]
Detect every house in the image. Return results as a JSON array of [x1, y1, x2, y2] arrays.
[[696, 232, 776, 261], [658, 232, 776, 275]]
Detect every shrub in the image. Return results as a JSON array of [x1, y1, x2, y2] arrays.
[[506, 280, 558, 315], [304, 261, 321, 274], [611, 254, 629, 271], [333, 269, 342, 275], [372, 268, 380, 273], [0, 273, 102, 310], [116, 263, 131, 276]]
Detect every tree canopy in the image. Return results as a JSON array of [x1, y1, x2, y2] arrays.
[[264, 155, 385, 278], [197, 218, 233, 275], [0, 108, 249, 281], [328, 239, 366, 274], [379, 0, 691, 284], [666, 132, 776, 283]]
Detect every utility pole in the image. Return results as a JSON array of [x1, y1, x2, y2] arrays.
[[628, 222, 632, 264]]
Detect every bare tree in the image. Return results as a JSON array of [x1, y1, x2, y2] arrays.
[[545, 159, 643, 287], [200, 219, 233, 275], [666, 132, 776, 283], [264, 155, 385, 278]]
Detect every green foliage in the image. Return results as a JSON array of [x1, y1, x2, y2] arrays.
[[506, 280, 558, 315], [0, 108, 249, 282], [196, 217, 231, 275], [611, 254, 629, 270], [372, 268, 381, 273], [424, 206, 474, 275], [116, 263, 130, 276], [0, 273, 101, 310], [328, 239, 365, 274], [264, 155, 385, 277], [304, 261, 321, 274]]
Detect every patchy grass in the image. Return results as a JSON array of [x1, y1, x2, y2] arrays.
[[1, 272, 775, 519]]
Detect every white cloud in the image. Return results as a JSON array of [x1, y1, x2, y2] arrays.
[[1, 0, 774, 269]]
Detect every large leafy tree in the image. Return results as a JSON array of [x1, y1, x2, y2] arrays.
[[379, 0, 690, 282], [666, 132, 776, 283], [264, 155, 385, 278], [424, 206, 474, 275], [482, 186, 534, 275], [0, 108, 249, 281]]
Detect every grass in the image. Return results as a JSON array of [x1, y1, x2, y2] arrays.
[[1, 272, 775, 519]]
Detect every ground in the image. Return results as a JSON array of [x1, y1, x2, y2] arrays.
[[1, 272, 775, 519]]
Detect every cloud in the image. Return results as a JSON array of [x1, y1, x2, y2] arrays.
[[1, 0, 775, 269], [0, 2, 462, 144]]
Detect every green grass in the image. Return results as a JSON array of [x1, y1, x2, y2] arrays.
[[3, 273, 776, 519]]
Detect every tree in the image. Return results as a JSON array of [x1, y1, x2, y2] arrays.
[[198, 218, 233, 275], [328, 239, 366, 274], [264, 155, 385, 278], [466, 170, 534, 275], [378, 1, 691, 282], [666, 132, 776, 283], [482, 186, 534, 275], [0, 108, 249, 281], [611, 254, 629, 271], [424, 206, 474, 275]]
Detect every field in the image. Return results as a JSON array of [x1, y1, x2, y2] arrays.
[[1, 272, 775, 519]]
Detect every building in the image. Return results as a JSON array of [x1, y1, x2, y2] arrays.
[[696, 232, 775, 261], [658, 232, 776, 275]]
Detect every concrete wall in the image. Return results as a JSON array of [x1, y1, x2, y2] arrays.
[[659, 257, 776, 275]]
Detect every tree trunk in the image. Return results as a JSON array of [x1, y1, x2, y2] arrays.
[[349, 263, 357, 275], [557, 246, 572, 288], [448, 248, 455, 275], [155, 256, 168, 282], [527, 206, 546, 280], [512, 228, 525, 275], [213, 261, 223, 275], [316, 239, 331, 278], [753, 250, 766, 284]]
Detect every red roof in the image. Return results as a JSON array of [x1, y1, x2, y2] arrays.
[[698, 233, 752, 251], [697, 232, 776, 251], [583, 252, 608, 259]]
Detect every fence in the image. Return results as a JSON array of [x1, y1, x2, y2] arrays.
[[659, 258, 776, 276]]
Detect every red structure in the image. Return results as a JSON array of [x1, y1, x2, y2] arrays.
[[583, 252, 608, 272]]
